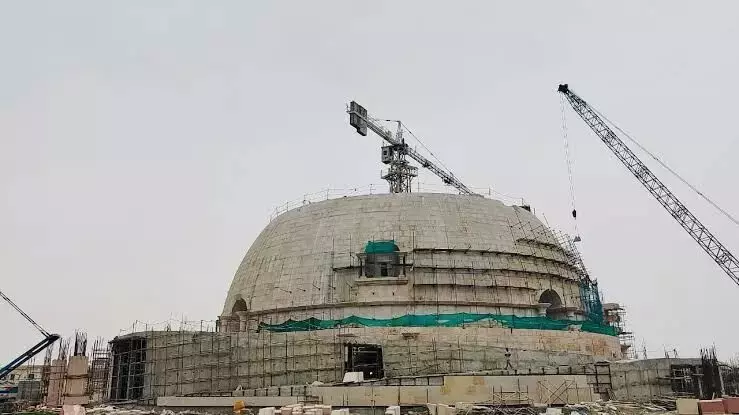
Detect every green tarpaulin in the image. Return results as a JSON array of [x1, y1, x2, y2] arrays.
[[364, 240, 399, 254], [258, 312, 618, 336]]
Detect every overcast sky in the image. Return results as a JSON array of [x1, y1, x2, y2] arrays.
[[2, 1, 739, 362]]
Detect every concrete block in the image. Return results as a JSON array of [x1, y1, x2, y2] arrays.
[[282, 408, 293, 415], [157, 396, 299, 407], [677, 398, 699, 415], [62, 405, 86, 415], [66, 356, 89, 377], [259, 408, 276, 415], [438, 404, 456, 415], [546, 409, 562, 415], [723, 398, 739, 414], [385, 406, 400, 415], [427, 403, 438, 415], [699, 400, 726, 415], [343, 372, 364, 383]]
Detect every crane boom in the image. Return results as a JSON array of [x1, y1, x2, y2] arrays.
[[1, 289, 59, 379], [348, 101, 477, 196], [0, 289, 49, 337], [557, 84, 739, 287]]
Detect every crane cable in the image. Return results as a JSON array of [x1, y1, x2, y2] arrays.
[[586, 102, 739, 228], [560, 94, 580, 237], [400, 122, 454, 177], [0, 288, 50, 337]]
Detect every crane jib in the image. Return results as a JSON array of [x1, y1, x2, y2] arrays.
[[347, 101, 477, 196], [557, 84, 739, 287]]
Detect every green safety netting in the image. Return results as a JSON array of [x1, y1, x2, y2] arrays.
[[364, 240, 399, 254], [580, 279, 604, 324], [258, 312, 618, 336]]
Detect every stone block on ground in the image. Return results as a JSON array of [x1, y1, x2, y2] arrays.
[[385, 406, 400, 415], [342, 372, 364, 383], [427, 403, 437, 415], [62, 405, 86, 415], [724, 398, 739, 414], [438, 404, 456, 415], [699, 400, 726, 414], [281, 408, 293, 415], [546, 409, 562, 415], [259, 407, 276, 415], [677, 398, 699, 415]]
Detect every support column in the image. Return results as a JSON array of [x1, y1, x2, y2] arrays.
[[536, 302, 551, 317], [236, 311, 249, 332]]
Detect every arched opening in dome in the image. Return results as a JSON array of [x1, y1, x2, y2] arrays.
[[538, 289, 562, 318], [232, 298, 248, 314]]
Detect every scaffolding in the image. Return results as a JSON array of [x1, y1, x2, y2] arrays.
[[88, 338, 111, 402], [106, 315, 618, 403], [103, 200, 622, 403], [40, 343, 54, 401], [602, 303, 635, 359], [507, 213, 608, 327]]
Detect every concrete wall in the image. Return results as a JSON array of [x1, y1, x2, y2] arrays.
[[316, 374, 598, 406], [155, 373, 600, 407], [610, 358, 701, 401], [110, 327, 620, 400]]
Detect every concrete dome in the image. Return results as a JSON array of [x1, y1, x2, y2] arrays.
[[221, 193, 586, 323]]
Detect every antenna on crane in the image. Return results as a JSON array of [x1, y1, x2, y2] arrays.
[[348, 101, 478, 196]]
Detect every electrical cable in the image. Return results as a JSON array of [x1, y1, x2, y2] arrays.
[[400, 122, 454, 175], [560, 95, 580, 237]]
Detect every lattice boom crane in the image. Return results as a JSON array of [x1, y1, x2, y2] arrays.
[[558, 84, 739, 287], [1, 289, 60, 379], [348, 101, 477, 196]]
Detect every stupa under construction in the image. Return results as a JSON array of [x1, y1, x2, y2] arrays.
[[107, 102, 628, 406]]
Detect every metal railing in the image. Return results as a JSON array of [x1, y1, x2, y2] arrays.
[[268, 183, 527, 221]]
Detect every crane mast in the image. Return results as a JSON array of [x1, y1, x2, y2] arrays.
[[348, 101, 477, 196], [557, 84, 739, 287]]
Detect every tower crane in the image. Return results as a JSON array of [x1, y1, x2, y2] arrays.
[[1, 289, 60, 379], [347, 101, 477, 196], [557, 84, 739, 287]]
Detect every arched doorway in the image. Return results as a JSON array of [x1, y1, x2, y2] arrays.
[[230, 298, 248, 331], [538, 289, 562, 318]]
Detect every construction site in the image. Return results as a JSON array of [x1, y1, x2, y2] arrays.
[[3, 87, 739, 415]]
